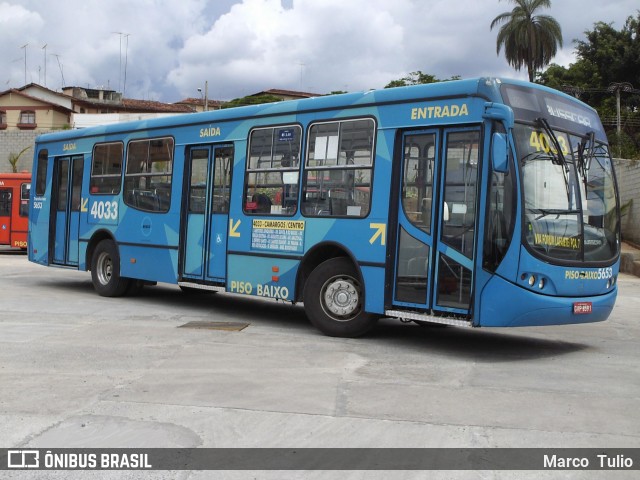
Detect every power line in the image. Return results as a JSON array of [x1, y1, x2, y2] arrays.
[[560, 84, 640, 96]]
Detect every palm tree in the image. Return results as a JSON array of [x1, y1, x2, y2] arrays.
[[8, 146, 31, 173], [491, 0, 563, 82]]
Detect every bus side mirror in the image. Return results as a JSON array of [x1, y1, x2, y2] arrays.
[[491, 132, 509, 174], [483, 102, 514, 128]]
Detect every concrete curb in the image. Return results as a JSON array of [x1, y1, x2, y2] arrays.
[[621, 242, 640, 277]]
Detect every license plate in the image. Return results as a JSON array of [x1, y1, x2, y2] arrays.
[[573, 302, 593, 314]]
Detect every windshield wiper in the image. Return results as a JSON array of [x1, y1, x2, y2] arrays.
[[577, 131, 595, 185], [521, 150, 554, 163], [530, 208, 580, 220], [536, 118, 570, 200]]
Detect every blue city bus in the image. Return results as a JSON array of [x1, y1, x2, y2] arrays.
[[28, 78, 621, 337]]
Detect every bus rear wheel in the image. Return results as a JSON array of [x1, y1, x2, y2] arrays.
[[303, 257, 378, 337], [91, 239, 130, 297]]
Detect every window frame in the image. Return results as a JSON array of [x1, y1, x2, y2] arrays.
[[123, 136, 175, 213], [400, 131, 438, 234], [0, 190, 10, 217], [439, 127, 482, 260], [302, 116, 376, 218], [20, 183, 30, 217], [211, 146, 233, 214], [483, 125, 516, 272], [18, 110, 37, 129], [35, 150, 49, 196], [243, 124, 303, 216], [90, 141, 124, 195]]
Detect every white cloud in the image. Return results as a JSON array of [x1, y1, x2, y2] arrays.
[[167, 0, 408, 97], [167, 0, 522, 98], [0, 2, 44, 86], [1, 0, 638, 101]]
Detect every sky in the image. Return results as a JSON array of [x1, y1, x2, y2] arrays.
[[1, 0, 637, 103]]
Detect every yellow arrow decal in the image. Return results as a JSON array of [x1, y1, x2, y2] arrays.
[[81, 198, 88, 212], [229, 219, 241, 238], [369, 223, 386, 245]]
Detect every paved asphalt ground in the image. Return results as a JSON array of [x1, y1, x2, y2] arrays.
[[1, 247, 639, 479]]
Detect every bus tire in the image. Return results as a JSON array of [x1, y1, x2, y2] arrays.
[[91, 239, 130, 297], [303, 257, 378, 338], [126, 280, 145, 296]]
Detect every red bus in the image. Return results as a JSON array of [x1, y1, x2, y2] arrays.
[[0, 173, 31, 249]]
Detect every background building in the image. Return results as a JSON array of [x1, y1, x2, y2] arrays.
[[0, 84, 193, 173]]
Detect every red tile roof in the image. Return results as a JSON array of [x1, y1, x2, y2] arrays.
[[121, 98, 194, 113]]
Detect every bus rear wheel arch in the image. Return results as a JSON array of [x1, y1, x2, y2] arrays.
[[90, 239, 130, 297], [303, 257, 378, 337]]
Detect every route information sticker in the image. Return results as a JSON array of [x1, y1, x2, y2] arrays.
[[251, 219, 305, 253]]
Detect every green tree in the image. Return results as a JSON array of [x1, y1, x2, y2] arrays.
[[575, 17, 640, 89], [538, 13, 640, 158], [384, 71, 460, 89], [221, 94, 284, 109], [491, 0, 563, 82]]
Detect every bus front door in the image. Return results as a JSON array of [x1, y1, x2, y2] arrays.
[[393, 128, 481, 319], [0, 188, 11, 245], [52, 156, 84, 266], [181, 145, 233, 283]]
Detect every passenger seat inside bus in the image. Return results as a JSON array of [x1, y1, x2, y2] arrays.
[[129, 189, 160, 211], [252, 193, 272, 213]]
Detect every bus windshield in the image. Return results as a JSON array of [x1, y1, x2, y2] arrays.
[[513, 122, 619, 263]]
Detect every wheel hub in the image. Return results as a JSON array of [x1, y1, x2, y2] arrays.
[[97, 252, 113, 285], [324, 279, 359, 318]]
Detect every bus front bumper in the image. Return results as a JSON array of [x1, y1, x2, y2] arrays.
[[479, 275, 617, 327]]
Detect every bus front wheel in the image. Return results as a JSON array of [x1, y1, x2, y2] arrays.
[[303, 257, 378, 337], [91, 239, 130, 297]]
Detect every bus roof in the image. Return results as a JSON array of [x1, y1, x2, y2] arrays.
[[0, 172, 31, 180], [34, 77, 496, 144], [33, 77, 592, 145]]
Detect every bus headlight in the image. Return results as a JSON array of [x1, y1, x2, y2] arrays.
[[528, 275, 536, 286], [538, 278, 545, 289]]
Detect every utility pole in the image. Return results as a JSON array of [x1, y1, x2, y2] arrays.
[[608, 82, 634, 158], [21, 44, 28, 85], [42, 44, 47, 87], [113, 32, 131, 95], [51, 53, 65, 88], [123, 33, 130, 97], [204, 81, 209, 111]]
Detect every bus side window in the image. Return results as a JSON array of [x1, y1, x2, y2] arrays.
[[244, 125, 301, 216], [0, 190, 10, 216], [35, 150, 48, 196], [302, 118, 375, 217], [483, 139, 515, 272], [124, 138, 174, 213], [91, 142, 123, 194], [20, 183, 30, 217]]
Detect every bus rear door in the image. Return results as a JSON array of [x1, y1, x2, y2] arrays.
[[181, 145, 233, 283], [392, 128, 481, 320], [0, 187, 11, 245], [52, 155, 84, 266]]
